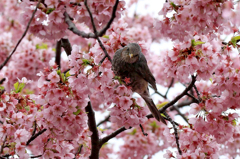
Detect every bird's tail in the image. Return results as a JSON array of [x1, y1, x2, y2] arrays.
[[141, 94, 167, 125]]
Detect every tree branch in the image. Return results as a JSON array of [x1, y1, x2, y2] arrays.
[[85, 101, 100, 159], [100, 126, 127, 146], [0, 0, 41, 71], [161, 75, 197, 112], [172, 106, 189, 124], [97, 115, 110, 127], [61, 38, 72, 56], [64, 12, 96, 38], [164, 78, 174, 98], [64, 0, 119, 40], [193, 84, 201, 102], [0, 78, 6, 85], [55, 40, 62, 68], [26, 128, 47, 145], [84, 0, 112, 63], [186, 92, 199, 103], [164, 112, 182, 155], [147, 75, 197, 118], [97, 0, 119, 37], [30, 155, 42, 158]]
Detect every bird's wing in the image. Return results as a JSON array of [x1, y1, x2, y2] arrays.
[[133, 54, 157, 91]]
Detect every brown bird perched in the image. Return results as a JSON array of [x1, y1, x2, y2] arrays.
[[112, 43, 166, 124]]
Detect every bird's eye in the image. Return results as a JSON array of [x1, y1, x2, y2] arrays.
[[133, 54, 138, 57]]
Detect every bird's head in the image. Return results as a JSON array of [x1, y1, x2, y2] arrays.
[[121, 43, 141, 63]]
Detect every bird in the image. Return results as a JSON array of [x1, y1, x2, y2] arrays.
[[112, 43, 166, 124]]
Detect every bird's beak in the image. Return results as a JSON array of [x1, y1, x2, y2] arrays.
[[129, 54, 133, 58]]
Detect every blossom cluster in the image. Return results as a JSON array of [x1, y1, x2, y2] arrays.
[[161, 35, 222, 82], [163, 126, 219, 159], [155, 0, 231, 42]]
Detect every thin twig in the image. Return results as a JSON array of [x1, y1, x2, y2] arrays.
[[169, 99, 194, 111], [164, 78, 174, 98], [150, 85, 165, 98], [147, 75, 197, 119], [139, 124, 148, 136], [0, 0, 41, 71], [172, 106, 189, 124], [65, 0, 119, 39], [160, 75, 197, 113], [164, 112, 182, 155], [74, 145, 83, 159], [99, 55, 108, 64], [100, 126, 128, 146], [97, 115, 110, 127], [193, 84, 201, 102], [186, 92, 199, 103], [26, 128, 47, 145], [84, 0, 112, 63], [30, 155, 42, 158], [98, 0, 119, 37]]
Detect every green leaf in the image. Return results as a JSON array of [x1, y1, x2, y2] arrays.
[[191, 39, 205, 46], [231, 36, 240, 47], [14, 81, 26, 93], [18, 83, 26, 93], [73, 109, 81, 115], [102, 35, 109, 39], [129, 128, 137, 135], [156, 101, 168, 109], [0, 86, 4, 90], [82, 59, 91, 65], [170, 2, 177, 9], [209, 78, 213, 83], [65, 71, 71, 78], [149, 121, 159, 129], [57, 69, 61, 75], [36, 43, 48, 49], [60, 73, 65, 82], [14, 82, 19, 91], [46, 8, 55, 14], [232, 119, 237, 126], [25, 106, 30, 111]]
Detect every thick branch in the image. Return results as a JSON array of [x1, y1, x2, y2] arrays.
[[64, 12, 96, 38], [26, 128, 47, 145], [0, 0, 41, 71], [85, 101, 100, 159], [0, 78, 5, 85], [61, 38, 72, 56]]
